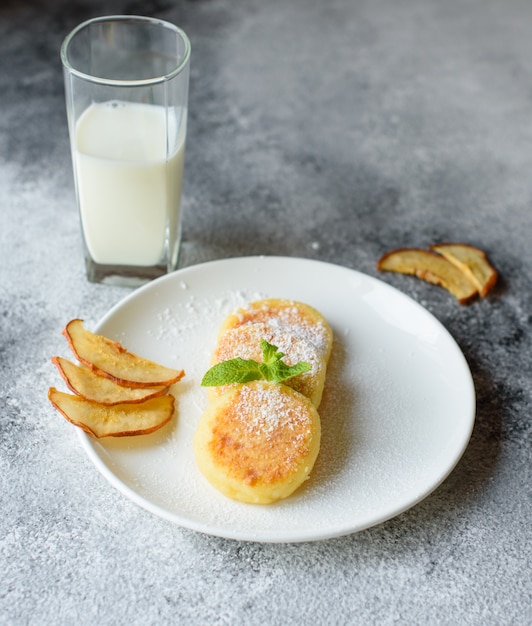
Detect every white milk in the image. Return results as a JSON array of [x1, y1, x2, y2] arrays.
[[74, 101, 185, 266]]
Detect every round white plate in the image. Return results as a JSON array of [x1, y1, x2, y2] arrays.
[[79, 256, 475, 543]]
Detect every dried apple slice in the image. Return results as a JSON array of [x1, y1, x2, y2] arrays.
[[430, 243, 497, 297], [48, 387, 175, 437], [52, 356, 169, 405], [63, 319, 184, 388], [377, 248, 478, 304]]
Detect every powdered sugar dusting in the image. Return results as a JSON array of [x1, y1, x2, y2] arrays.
[[229, 299, 333, 360], [234, 383, 313, 441], [148, 290, 258, 342]]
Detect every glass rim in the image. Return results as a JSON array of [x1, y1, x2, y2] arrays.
[[60, 15, 191, 87]]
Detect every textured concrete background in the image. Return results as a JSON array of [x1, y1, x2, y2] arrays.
[[1, 0, 531, 624]]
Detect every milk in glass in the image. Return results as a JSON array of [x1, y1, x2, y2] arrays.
[[74, 101, 185, 266]]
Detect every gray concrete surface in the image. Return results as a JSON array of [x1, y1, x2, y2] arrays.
[[1, 0, 531, 624]]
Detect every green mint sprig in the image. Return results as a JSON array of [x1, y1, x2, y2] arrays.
[[201, 339, 310, 387]]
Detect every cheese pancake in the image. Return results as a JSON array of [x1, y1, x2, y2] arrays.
[[218, 298, 333, 363], [194, 381, 321, 504], [209, 322, 326, 407]]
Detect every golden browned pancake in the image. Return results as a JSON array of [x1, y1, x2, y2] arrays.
[[209, 322, 327, 407], [218, 298, 333, 364], [194, 381, 321, 504]]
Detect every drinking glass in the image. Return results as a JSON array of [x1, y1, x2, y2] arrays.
[[61, 15, 191, 285]]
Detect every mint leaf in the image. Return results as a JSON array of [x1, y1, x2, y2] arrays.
[[201, 358, 263, 386], [201, 339, 311, 387], [268, 359, 311, 384], [261, 339, 283, 366]]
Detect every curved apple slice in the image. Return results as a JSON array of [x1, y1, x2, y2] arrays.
[[430, 243, 497, 297], [63, 319, 185, 388], [377, 248, 478, 304], [52, 356, 169, 405], [48, 387, 175, 437]]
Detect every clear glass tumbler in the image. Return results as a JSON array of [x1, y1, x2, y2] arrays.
[[61, 16, 191, 286]]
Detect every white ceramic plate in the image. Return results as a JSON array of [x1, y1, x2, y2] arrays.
[[79, 256, 475, 543]]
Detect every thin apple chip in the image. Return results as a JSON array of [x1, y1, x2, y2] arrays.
[[52, 356, 169, 405], [377, 248, 478, 304], [63, 319, 184, 388], [430, 243, 498, 297], [48, 387, 175, 437]]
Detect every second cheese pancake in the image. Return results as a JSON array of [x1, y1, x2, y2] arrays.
[[194, 381, 321, 504], [218, 298, 333, 364], [210, 322, 327, 407]]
